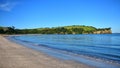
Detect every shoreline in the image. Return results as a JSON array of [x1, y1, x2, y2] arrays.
[[0, 35, 91, 68], [0, 33, 115, 37]]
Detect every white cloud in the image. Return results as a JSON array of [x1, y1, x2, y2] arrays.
[[0, 1, 18, 11]]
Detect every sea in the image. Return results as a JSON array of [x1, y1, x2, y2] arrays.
[[7, 33, 120, 68]]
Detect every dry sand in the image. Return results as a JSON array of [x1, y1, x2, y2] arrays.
[[0, 35, 91, 68]]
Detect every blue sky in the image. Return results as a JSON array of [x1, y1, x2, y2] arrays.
[[0, 0, 120, 33]]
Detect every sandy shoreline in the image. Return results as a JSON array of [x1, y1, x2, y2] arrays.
[[0, 35, 91, 68]]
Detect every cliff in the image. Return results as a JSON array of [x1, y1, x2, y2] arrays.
[[93, 28, 112, 34]]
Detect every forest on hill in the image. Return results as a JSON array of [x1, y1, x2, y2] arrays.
[[0, 25, 112, 34]]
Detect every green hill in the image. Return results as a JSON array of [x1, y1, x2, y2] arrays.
[[0, 25, 112, 34]]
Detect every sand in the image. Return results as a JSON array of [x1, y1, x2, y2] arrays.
[[0, 35, 91, 68]]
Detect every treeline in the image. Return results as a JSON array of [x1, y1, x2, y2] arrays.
[[0, 26, 16, 34], [0, 25, 112, 34]]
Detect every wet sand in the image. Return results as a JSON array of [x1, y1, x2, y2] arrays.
[[0, 35, 91, 68]]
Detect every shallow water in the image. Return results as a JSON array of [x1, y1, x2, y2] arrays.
[[8, 33, 120, 68]]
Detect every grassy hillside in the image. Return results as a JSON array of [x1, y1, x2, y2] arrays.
[[0, 25, 111, 34]]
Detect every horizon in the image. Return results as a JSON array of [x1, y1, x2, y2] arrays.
[[0, 0, 120, 33]]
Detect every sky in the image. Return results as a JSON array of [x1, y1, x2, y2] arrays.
[[0, 0, 120, 33]]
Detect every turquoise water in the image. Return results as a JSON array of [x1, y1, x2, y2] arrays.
[[8, 33, 120, 68]]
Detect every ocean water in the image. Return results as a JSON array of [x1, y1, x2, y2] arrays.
[[8, 33, 120, 68]]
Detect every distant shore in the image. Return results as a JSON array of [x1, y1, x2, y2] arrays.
[[0, 25, 111, 35], [0, 35, 91, 68]]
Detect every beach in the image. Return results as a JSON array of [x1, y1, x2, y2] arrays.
[[0, 35, 91, 68]]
